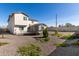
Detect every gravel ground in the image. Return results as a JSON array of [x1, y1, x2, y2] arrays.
[[0, 34, 37, 56], [0, 34, 65, 56], [33, 36, 65, 55]]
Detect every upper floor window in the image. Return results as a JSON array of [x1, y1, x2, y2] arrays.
[[23, 16, 27, 20]]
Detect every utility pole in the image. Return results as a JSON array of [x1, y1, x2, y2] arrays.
[[56, 14, 57, 28], [55, 14, 58, 34]]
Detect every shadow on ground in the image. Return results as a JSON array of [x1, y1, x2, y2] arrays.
[[24, 33, 40, 36], [33, 36, 43, 40]]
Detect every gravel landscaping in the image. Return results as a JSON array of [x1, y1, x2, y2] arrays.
[[1, 33, 79, 56], [0, 34, 37, 56], [0, 32, 76, 56], [33, 36, 65, 55], [0, 34, 65, 56]]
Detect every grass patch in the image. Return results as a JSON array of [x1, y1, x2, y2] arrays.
[[61, 32, 79, 40], [17, 44, 41, 56], [51, 33, 63, 37], [0, 42, 8, 46], [54, 43, 68, 47], [62, 34, 79, 40], [62, 34, 74, 40]]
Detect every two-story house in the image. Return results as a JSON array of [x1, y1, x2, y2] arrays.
[[7, 12, 47, 35]]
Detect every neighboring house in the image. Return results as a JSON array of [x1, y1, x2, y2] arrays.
[[7, 12, 47, 35]]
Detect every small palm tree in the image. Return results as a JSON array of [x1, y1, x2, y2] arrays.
[[43, 28, 48, 38]]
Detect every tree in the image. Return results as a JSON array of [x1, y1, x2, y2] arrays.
[[1, 28, 4, 38], [1, 28, 7, 38], [58, 25, 62, 27], [65, 23, 73, 27], [43, 28, 48, 38]]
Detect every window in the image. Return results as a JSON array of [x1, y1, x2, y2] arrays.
[[23, 16, 27, 20], [19, 27, 24, 30]]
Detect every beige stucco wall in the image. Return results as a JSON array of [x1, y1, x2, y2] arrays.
[[14, 14, 39, 34], [14, 26, 29, 35], [14, 14, 29, 25]]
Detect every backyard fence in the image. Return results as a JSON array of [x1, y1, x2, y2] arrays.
[[48, 27, 79, 32]]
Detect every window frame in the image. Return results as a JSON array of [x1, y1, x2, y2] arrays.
[[23, 16, 27, 20]]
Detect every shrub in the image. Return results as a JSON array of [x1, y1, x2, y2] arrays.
[[54, 43, 68, 47], [71, 40, 79, 46], [17, 44, 41, 56], [43, 28, 48, 38], [73, 32, 79, 39]]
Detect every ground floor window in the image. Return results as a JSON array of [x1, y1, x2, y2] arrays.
[[19, 27, 24, 30], [39, 25, 44, 31]]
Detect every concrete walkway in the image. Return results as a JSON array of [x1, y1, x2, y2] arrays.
[[49, 39, 79, 56]]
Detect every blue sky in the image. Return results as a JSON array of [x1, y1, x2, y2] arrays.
[[1, 3, 79, 27]]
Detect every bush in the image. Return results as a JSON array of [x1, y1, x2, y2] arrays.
[[17, 44, 41, 56], [43, 28, 48, 38], [71, 41, 79, 46], [54, 43, 68, 47], [73, 32, 79, 39]]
